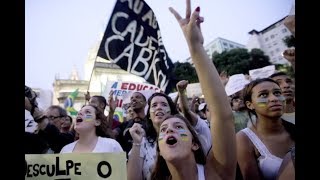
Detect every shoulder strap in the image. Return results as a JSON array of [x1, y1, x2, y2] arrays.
[[241, 128, 271, 157]]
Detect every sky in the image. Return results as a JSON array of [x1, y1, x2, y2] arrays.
[[25, 0, 294, 91]]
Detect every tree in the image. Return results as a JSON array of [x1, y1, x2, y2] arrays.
[[283, 35, 295, 47], [212, 48, 251, 75], [172, 62, 199, 83], [211, 48, 271, 76], [248, 48, 272, 70]]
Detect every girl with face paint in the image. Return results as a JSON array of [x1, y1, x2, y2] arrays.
[[236, 78, 295, 180], [127, 93, 178, 180], [60, 105, 123, 153], [129, 0, 237, 179]]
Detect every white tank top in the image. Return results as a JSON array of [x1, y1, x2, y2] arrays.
[[242, 128, 283, 180], [196, 164, 205, 180]]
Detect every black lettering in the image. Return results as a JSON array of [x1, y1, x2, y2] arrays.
[[33, 164, 40, 176], [66, 160, 74, 175], [97, 161, 112, 178], [27, 164, 33, 177], [74, 163, 81, 175], [46, 165, 55, 177], [40, 165, 46, 175], [56, 157, 66, 175]]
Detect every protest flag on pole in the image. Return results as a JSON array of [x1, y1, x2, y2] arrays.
[[97, 0, 177, 94], [64, 88, 79, 116]]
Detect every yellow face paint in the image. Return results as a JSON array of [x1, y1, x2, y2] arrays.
[[84, 114, 93, 122], [256, 98, 267, 107], [158, 132, 165, 143], [178, 129, 189, 141]]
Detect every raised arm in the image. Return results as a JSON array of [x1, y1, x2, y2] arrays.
[[169, 1, 236, 179], [176, 80, 198, 126]]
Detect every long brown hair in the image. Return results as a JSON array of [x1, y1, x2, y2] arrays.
[[150, 114, 206, 180]]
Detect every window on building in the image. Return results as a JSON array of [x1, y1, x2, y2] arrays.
[[265, 37, 269, 42], [230, 44, 234, 48], [223, 42, 228, 47], [270, 34, 275, 39], [282, 28, 287, 33], [273, 42, 278, 46]]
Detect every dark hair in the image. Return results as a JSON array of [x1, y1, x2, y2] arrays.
[[25, 85, 38, 115], [242, 78, 280, 126], [47, 105, 68, 117], [132, 91, 147, 102], [66, 115, 73, 123], [82, 105, 113, 138], [92, 95, 107, 110], [145, 92, 179, 143], [269, 71, 288, 79], [151, 114, 206, 180]]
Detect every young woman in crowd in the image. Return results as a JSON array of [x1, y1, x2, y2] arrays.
[[127, 92, 178, 180], [138, 0, 236, 179], [60, 105, 123, 153], [236, 78, 295, 180]]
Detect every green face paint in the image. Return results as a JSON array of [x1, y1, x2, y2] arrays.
[[256, 98, 268, 107], [158, 132, 165, 143], [178, 129, 189, 141], [84, 114, 93, 122], [150, 104, 171, 114]]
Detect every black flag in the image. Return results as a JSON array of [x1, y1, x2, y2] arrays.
[[97, 0, 176, 94]]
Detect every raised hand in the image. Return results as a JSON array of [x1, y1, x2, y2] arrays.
[[108, 90, 118, 112], [129, 123, 145, 144], [85, 91, 90, 101], [176, 80, 189, 93], [282, 48, 295, 64], [169, 0, 204, 46]]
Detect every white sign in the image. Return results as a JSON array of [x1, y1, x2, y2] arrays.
[[225, 74, 250, 96], [249, 65, 276, 80], [186, 83, 203, 98]]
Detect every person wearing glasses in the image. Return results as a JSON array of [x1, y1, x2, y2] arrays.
[[35, 105, 75, 153]]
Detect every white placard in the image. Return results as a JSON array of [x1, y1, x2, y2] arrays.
[[225, 74, 250, 96], [249, 65, 276, 80]]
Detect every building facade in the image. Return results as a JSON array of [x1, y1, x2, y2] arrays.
[[185, 37, 245, 64], [246, 16, 293, 65], [52, 42, 146, 112]]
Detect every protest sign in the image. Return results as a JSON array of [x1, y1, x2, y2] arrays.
[[25, 152, 126, 180], [97, 0, 176, 94], [249, 65, 276, 80], [225, 74, 250, 96]]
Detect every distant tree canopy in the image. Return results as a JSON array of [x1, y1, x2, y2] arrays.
[[283, 35, 295, 47], [211, 48, 271, 76], [172, 62, 199, 83]]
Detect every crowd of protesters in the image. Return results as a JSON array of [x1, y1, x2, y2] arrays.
[[25, 1, 295, 179]]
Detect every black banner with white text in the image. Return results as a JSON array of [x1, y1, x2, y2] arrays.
[[97, 0, 176, 94]]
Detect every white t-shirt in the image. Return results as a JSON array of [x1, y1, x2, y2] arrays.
[[195, 116, 212, 155], [60, 136, 123, 153]]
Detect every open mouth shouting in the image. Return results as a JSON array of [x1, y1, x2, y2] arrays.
[[165, 135, 178, 147], [76, 117, 83, 123]]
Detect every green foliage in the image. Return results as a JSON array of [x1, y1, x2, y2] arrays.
[[211, 48, 271, 76], [172, 62, 199, 83], [248, 48, 272, 70], [275, 64, 295, 78], [283, 35, 295, 47]]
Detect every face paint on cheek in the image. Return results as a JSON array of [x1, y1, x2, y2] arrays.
[[256, 98, 268, 107], [278, 95, 286, 102], [158, 132, 165, 143], [178, 129, 189, 141], [163, 106, 171, 114], [84, 114, 93, 122]]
